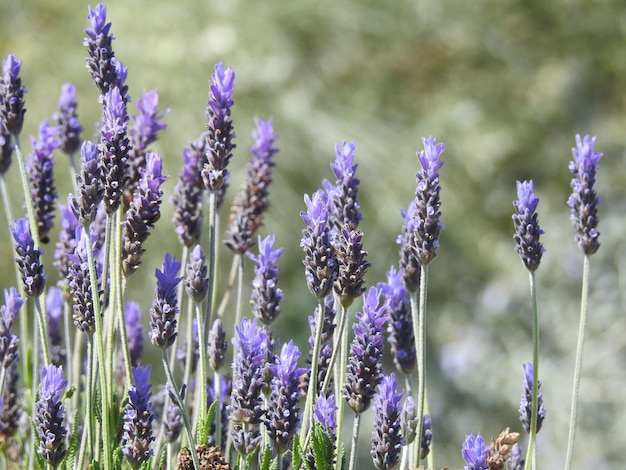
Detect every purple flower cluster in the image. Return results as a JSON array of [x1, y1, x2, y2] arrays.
[[225, 117, 278, 254], [462, 433, 490, 470], [27, 120, 60, 243], [512, 180, 544, 272], [370, 373, 404, 470], [0, 54, 27, 136], [0, 121, 12, 174], [11, 218, 46, 298], [70, 141, 104, 227], [122, 365, 155, 469], [67, 229, 101, 335], [307, 295, 336, 394], [0, 288, 24, 370], [149, 253, 182, 349], [54, 83, 83, 156], [207, 318, 228, 372], [185, 245, 209, 303], [34, 365, 68, 467], [202, 62, 236, 192], [568, 134, 603, 255], [247, 235, 284, 325], [519, 362, 546, 434], [396, 200, 421, 291]]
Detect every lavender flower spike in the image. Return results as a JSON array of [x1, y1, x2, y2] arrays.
[[411, 136, 445, 266], [185, 244, 209, 303], [202, 62, 236, 192], [568, 134, 603, 255], [343, 286, 388, 413], [519, 362, 546, 434], [462, 433, 490, 470], [512, 180, 544, 272], [207, 318, 228, 372], [0, 123, 13, 174], [70, 141, 103, 226], [0, 287, 25, 369], [371, 373, 404, 470], [0, 54, 27, 136], [54, 83, 83, 155], [149, 253, 182, 349], [35, 365, 68, 467], [301, 190, 337, 299], [266, 341, 307, 454], [122, 365, 155, 469], [27, 119, 60, 243], [328, 141, 362, 232], [247, 235, 284, 325], [11, 218, 47, 297]]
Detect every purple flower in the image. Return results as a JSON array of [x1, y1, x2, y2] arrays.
[[202, 62, 236, 192], [379, 265, 415, 374], [397, 201, 421, 292], [266, 341, 307, 454], [343, 287, 388, 413], [314, 391, 337, 432], [568, 134, 602, 255], [27, 119, 60, 243], [185, 244, 209, 303], [400, 395, 417, 445], [300, 190, 337, 299], [149, 253, 182, 349], [54, 83, 83, 155], [411, 136, 445, 266], [84, 3, 128, 99], [99, 86, 130, 214], [224, 117, 279, 254], [506, 443, 524, 470], [519, 362, 546, 434], [0, 54, 27, 136], [122, 151, 168, 276], [122, 365, 155, 469], [126, 90, 169, 202], [307, 295, 336, 394], [328, 141, 362, 232], [420, 414, 432, 460], [462, 433, 490, 470], [124, 302, 143, 366], [0, 362, 22, 441], [371, 373, 404, 470], [247, 235, 284, 325], [0, 122, 13, 174], [207, 318, 228, 372], [512, 180, 544, 272], [162, 390, 183, 444], [307, 391, 338, 469], [46, 287, 66, 367], [11, 218, 47, 297], [35, 365, 68, 467], [172, 135, 206, 247], [70, 141, 104, 226], [67, 228, 102, 335], [0, 288, 24, 369]]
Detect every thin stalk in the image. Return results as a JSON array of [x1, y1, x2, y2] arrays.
[[214, 370, 223, 448], [194, 299, 208, 431], [300, 298, 325, 447], [169, 245, 189, 373], [334, 303, 350, 470], [204, 190, 218, 344], [565, 255, 590, 470], [70, 327, 84, 421], [76, 336, 94, 470], [234, 254, 244, 328], [347, 413, 361, 470], [217, 255, 240, 318], [161, 350, 200, 470], [104, 211, 119, 399], [33, 297, 51, 365], [524, 271, 540, 470], [412, 264, 428, 470], [13, 135, 41, 249]]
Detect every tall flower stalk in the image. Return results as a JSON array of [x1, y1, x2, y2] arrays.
[[564, 135, 603, 470]]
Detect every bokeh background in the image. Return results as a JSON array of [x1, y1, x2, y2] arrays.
[[1, 0, 625, 468]]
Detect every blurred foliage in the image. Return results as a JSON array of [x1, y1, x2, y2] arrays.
[[1, 0, 625, 468]]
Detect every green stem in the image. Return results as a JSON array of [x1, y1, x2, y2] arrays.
[[13, 135, 41, 249], [195, 300, 209, 432], [214, 370, 223, 449], [104, 211, 118, 400], [204, 190, 218, 344], [564, 255, 590, 470], [412, 264, 428, 469], [524, 271, 540, 470], [76, 336, 94, 470], [161, 350, 200, 470], [347, 413, 361, 470], [33, 297, 51, 365], [334, 303, 349, 470]]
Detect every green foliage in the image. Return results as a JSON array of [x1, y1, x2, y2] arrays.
[[260, 444, 272, 470], [197, 398, 218, 444], [309, 423, 334, 470], [63, 410, 80, 470]]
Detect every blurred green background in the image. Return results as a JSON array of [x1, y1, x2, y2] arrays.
[[1, 0, 625, 468]]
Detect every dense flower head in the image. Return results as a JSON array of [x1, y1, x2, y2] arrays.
[[126, 90, 169, 202], [343, 286, 388, 413], [0, 124, 12, 174], [266, 341, 307, 454], [0, 362, 22, 441], [400, 395, 418, 445], [35, 365, 68, 467], [301, 190, 337, 298], [0, 54, 27, 136], [568, 134, 603, 255], [506, 443, 524, 470], [396, 201, 421, 292], [149, 253, 182, 349], [224, 117, 279, 254], [371, 373, 404, 470], [420, 414, 433, 460], [27, 119, 60, 243], [184, 244, 208, 303], [379, 265, 415, 374], [84, 3, 128, 99], [247, 235, 284, 324], [172, 135, 206, 247], [314, 391, 337, 432], [122, 365, 155, 469], [519, 362, 546, 434], [70, 140, 104, 226], [306, 294, 336, 395], [46, 287, 66, 367], [11, 218, 47, 297], [54, 83, 83, 155], [202, 62, 236, 192], [462, 433, 490, 470], [328, 141, 362, 232], [208, 318, 228, 372], [124, 302, 144, 366], [512, 180, 544, 272], [333, 226, 370, 308], [67, 228, 102, 335], [0, 287, 24, 369], [162, 388, 183, 444], [99, 86, 131, 214], [122, 151, 168, 276], [411, 136, 445, 266]]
